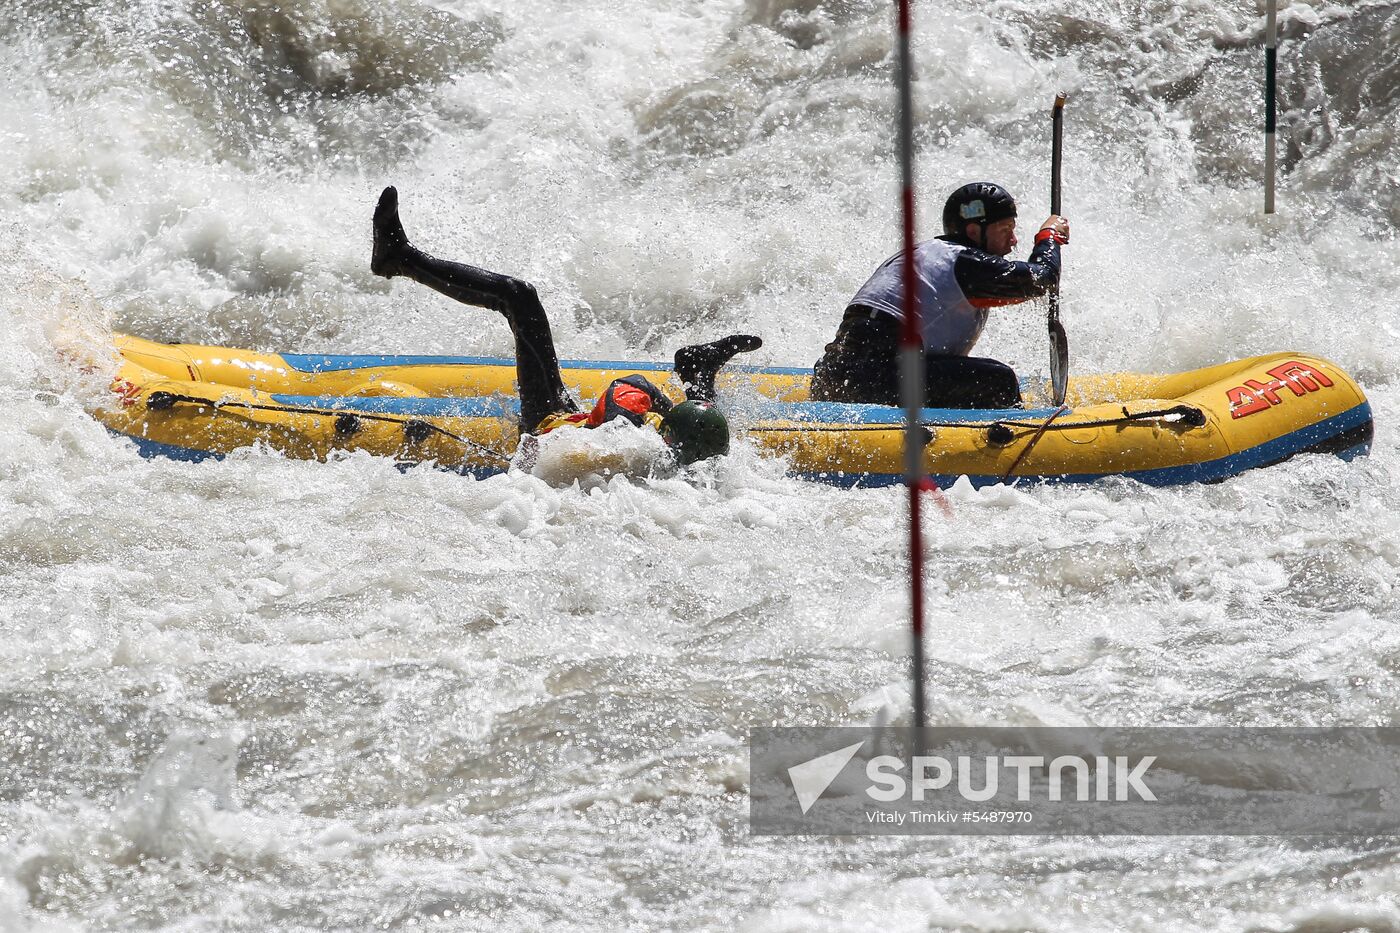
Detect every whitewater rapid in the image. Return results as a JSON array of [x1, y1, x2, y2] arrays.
[[2, 0, 1399, 929]]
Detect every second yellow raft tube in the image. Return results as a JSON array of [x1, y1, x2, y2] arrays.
[[94, 334, 1372, 488]]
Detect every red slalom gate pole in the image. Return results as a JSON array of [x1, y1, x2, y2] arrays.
[[1264, 0, 1277, 214], [894, 0, 927, 736]]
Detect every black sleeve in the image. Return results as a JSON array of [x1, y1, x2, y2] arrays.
[[952, 238, 1060, 303]]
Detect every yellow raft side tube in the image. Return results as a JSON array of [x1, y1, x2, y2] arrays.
[[96, 335, 1372, 487], [110, 333, 809, 402]]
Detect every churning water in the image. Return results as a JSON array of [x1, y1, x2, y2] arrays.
[[2, 0, 1400, 929]]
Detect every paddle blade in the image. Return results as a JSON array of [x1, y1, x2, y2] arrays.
[[1049, 320, 1070, 406]]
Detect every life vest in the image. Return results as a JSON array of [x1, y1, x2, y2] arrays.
[[848, 239, 987, 356], [536, 375, 671, 435]]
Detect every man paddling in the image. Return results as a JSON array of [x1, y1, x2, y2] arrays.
[[811, 182, 1069, 409], [370, 186, 759, 465]]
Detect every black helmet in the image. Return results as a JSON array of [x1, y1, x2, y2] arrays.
[[942, 182, 1017, 238], [660, 400, 730, 465]]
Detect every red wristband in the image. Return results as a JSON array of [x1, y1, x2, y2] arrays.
[[1035, 228, 1068, 245]]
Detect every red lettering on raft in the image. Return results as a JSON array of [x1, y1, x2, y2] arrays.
[[111, 379, 141, 408], [1227, 361, 1335, 419]]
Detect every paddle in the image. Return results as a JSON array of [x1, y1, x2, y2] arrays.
[[1048, 93, 1069, 407]]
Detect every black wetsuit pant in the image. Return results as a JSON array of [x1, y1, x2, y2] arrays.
[[391, 247, 578, 432], [810, 307, 1022, 409]]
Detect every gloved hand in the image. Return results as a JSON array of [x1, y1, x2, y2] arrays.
[[1036, 215, 1069, 245]]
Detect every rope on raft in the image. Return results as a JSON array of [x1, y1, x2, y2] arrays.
[[143, 391, 515, 466], [748, 403, 1206, 434], [1001, 404, 1070, 482]]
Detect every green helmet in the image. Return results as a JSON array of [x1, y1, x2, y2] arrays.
[[660, 400, 730, 465]]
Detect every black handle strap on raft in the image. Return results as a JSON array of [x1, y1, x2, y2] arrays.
[[403, 419, 434, 446], [142, 391, 513, 466]]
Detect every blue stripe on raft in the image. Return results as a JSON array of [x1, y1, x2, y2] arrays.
[[268, 392, 1056, 426], [797, 401, 1373, 489], [280, 352, 816, 376], [270, 393, 521, 418], [112, 430, 226, 463], [279, 353, 1041, 394], [425, 463, 504, 480], [1333, 439, 1371, 462]]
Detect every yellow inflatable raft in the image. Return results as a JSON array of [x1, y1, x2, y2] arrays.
[[94, 334, 1372, 487]]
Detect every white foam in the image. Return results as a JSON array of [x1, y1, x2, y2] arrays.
[[1, 0, 1398, 927]]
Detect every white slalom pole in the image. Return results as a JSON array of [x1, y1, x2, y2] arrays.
[[894, 0, 927, 737], [1265, 0, 1277, 214]]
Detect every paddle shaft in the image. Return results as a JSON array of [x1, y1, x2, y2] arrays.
[[1048, 93, 1069, 406], [1049, 94, 1064, 322], [1051, 95, 1064, 216]]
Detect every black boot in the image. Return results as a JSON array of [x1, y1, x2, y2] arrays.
[[371, 186, 410, 278], [674, 334, 763, 402]]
